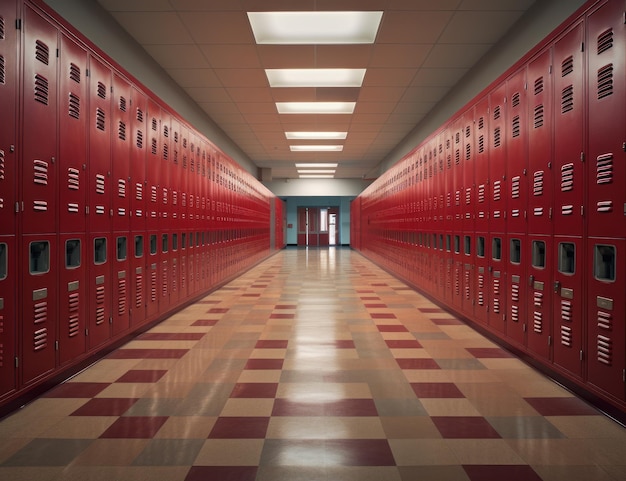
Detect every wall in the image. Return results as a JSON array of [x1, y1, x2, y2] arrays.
[[264, 178, 370, 197]]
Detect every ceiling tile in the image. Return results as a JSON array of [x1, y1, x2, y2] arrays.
[[226, 88, 274, 102], [143, 44, 210, 69], [401, 86, 450, 103], [410, 68, 468, 87], [359, 86, 406, 102], [111, 12, 193, 44], [314, 45, 374, 68], [457, 0, 534, 10], [369, 44, 431, 68], [439, 11, 525, 44], [421, 43, 491, 69], [98, 0, 173, 11], [364, 69, 417, 87], [257, 45, 316, 68], [178, 12, 254, 44], [169, 0, 244, 10], [377, 11, 453, 43], [184, 87, 230, 102], [214, 69, 268, 87], [166, 68, 222, 88], [199, 45, 262, 68]]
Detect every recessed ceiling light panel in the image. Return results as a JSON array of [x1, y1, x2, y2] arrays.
[[248, 11, 383, 45], [290, 145, 343, 152], [297, 170, 336, 174], [266, 69, 366, 88], [295, 163, 338, 168], [286, 132, 348, 140], [299, 175, 335, 179], [277, 102, 356, 114]]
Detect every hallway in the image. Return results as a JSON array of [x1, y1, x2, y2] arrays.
[[0, 248, 624, 481]]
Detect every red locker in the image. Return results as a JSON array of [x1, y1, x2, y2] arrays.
[[130, 233, 146, 326], [488, 82, 507, 227], [58, 34, 88, 235], [160, 110, 171, 226], [22, 6, 58, 235], [111, 73, 132, 233], [58, 234, 87, 366], [146, 100, 161, 232], [88, 234, 112, 349], [112, 234, 130, 335], [170, 232, 180, 306], [552, 237, 584, 379], [587, 239, 625, 402], [527, 48, 554, 236], [130, 86, 147, 232], [0, 0, 18, 237], [526, 235, 552, 360], [87, 55, 112, 234], [0, 237, 17, 398], [586, 0, 626, 239], [21, 235, 57, 385], [474, 235, 489, 324], [159, 232, 171, 311], [553, 21, 585, 237], [473, 97, 490, 235], [506, 235, 526, 346], [505, 68, 528, 236], [146, 233, 159, 319], [170, 118, 182, 231]]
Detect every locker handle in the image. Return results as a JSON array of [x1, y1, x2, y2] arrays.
[[528, 275, 534, 286], [553, 280, 560, 293]]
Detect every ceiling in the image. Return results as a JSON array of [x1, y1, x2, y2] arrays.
[[96, 0, 536, 180]]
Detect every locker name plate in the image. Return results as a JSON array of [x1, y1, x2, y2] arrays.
[[560, 288, 574, 299], [118, 271, 126, 279], [597, 296, 613, 310], [493, 271, 501, 278], [511, 275, 520, 283], [68, 281, 80, 292], [478, 267, 485, 274], [136, 267, 142, 274], [95, 275, 105, 285], [533, 281, 544, 291], [33, 288, 48, 301]]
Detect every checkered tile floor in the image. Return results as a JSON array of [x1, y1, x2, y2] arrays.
[[1, 248, 625, 480]]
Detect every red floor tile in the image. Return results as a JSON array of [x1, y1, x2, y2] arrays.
[[524, 397, 600, 416], [42, 382, 110, 398], [386, 339, 422, 348], [269, 313, 295, 319], [185, 466, 258, 481], [244, 359, 284, 370], [463, 465, 543, 481], [272, 399, 378, 416], [242, 293, 261, 297], [106, 349, 189, 359], [371, 313, 398, 320], [275, 305, 297, 309], [419, 308, 446, 313], [326, 439, 395, 466], [396, 358, 440, 369], [71, 398, 139, 416], [365, 303, 387, 308], [208, 308, 229, 313], [361, 297, 380, 300], [230, 383, 278, 398], [99, 416, 169, 438], [192, 319, 219, 326], [411, 382, 465, 398], [465, 347, 513, 358], [432, 318, 463, 325], [115, 370, 168, 383], [208, 417, 270, 438], [255, 340, 289, 349], [432, 416, 501, 439]]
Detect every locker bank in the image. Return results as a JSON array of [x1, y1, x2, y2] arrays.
[[0, 0, 625, 479]]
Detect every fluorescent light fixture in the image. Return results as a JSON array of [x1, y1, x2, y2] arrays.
[[299, 175, 335, 179], [290, 145, 343, 152], [286, 132, 348, 140], [277, 102, 356, 114], [295, 163, 338, 168], [297, 170, 336, 174], [266, 69, 366, 88], [248, 11, 383, 45]]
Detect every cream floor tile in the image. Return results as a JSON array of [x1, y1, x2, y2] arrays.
[[266, 417, 386, 439], [220, 398, 275, 417], [389, 439, 458, 466], [194, 439, 264, 466], [153, 416, 217, 439], [445, 438, 527, 465]]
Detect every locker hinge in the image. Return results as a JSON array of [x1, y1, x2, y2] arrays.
[[86, 206, 90, 215], [85, 328, 89, 337], [581, 205, 584, 217], [580, 152, 585, 162], [16, 19, 22, 30], [549, 65, 552, 74], [580, 350, 584, 361], [15, 357, 19, 368], [622, 142, 625, 152], [14, 202, 20, 213], [623, 369, 625, 383], [86, 69, 89, 77], [523, 324, 527, 332], [109, 316, 113, 324], [55, 340, 59, 351], [548, 335, 551, 346], [56, 48, 59, 58]]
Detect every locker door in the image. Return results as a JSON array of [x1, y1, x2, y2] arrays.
[[461, 234, 475, 319], [488, 82, 507, 229], [587, 240, 625, 402], [160, 233, 170, 311], [506, 235, 526, 346], [170, 232, 180, 306], [112, 73, 131, 233], [146, 233, 159, 319], [586, 0, 626, 239], [552, 237, 583, 379], [171, 118, 182, 232], [22, 6, 58, 235], [146, 100, 161, 232], [160, 111, 171, 226], [130, 86, 147, 233], [526, 236, 552, 360], [474, 235, 489, 324], [0, 0, 18, 237], [87, 56, 112, 234], [553, 21, 584, 237], [88, 235, 111, 349], [130, 233, 146, 326], [505, 68, 528, 236], [473, 97, 490, 235], [0, 237, 17, 398], [21, 236, 57, 385], [58, 235, 86, 366], [113, 235, 130, 335], [58, 34, 88, 235]]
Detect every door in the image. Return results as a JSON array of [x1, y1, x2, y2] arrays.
[[297, 207, 320, 246]]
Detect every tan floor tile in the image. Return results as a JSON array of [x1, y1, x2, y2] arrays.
[[507, 438, 608, 465], [194, 439, 264, 466], [446, 438, 526, 464], [389, 348, 429, 359], [276, 382, 373, 400], [154, 416, 217, 439], [94, 383, 152, 398], [390, 439, 458, 465], [266, 417, 386, 439], [39, 416, 116, 439], [403, 370, 453, 383], [56, 466, 190, 481], [546, 415, 626, 439], [381, 417, 442, 439], [220, 398, 275, 417], [238, 370, 283, 383], [71, 439, 149, 466]]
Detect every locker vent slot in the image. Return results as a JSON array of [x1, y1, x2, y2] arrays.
[[97, 82, 106, 99], [68, 93, 81, 119], [136, 130, 143, 149], [465, 187, 471, 205], [0, 55, 4, 84], [33, 159, 48, 185], [478, 184, 485, 204], [597, 28, 613, 55], [455, 149, 460, 165], [562, 205, 573, 215], [96, 108, 106, 131], [511, 304, 519, 322], [0, 15, 4, 39], [68, 168, 80, 191], [95, 174, 105, 194], [118, 277, 126, 316], [561, 56, 574, 77], [151, 186, 157, 203], [136, 108, 143, 122], [511, 176, 520, 199], [118, 179, 126, 198], [596, 153, 613, 184], [465, 143, 470, 160], [534, 310, 543, 333], [446, 154, 451, 169], [478, 135, 484, 153], [68, 292, 80, 337], [561, 85, 574, 113], [182, 154, 187, 169], [492, 297, 500, 314], [561, 163, 574, 191], [163, 125, 169, 137], [118, 120, 126, 140], [534, 77, 544, 95], [151, 118, 157, 131], [135, 274, 143, 308], [174, 131, 179, 143], [597, 310, 612, 330], [511, 284, 519, 302], [533, 104, 544, 128], [455, 132, 460, 144], [162, 265, 168, 297], [494, 127, 501, 148], [163, 143, 169, 160], [151, 138, 157, 155], [512, 115, 520, 138], [119, 96, 127, 112], [172, 190, 177, 206], [597, 64, 613, 99], [493, 105, 501, 120], [561, 300, 572, 322], [95, 285, 105, 325], [511, 92, 520, 108], [533, 171, 544, 196], [455, 190, 460, 206], [34, 328, 47, 351], [478, 117, 484, 130], [0, 148, 5, 181], [182, 192, 186, 207], [135, 182, 143, 200], [493, 180, 501, 201], [35, 40, 49, 65], [69, 63, 81, 83], [560, 325, 572, 347], [162, 188, 168, 205], [465, 126, 470, 138], [150, 270, 157, 302], [34, 74, 49, 105], [597, 335, 612, 365]]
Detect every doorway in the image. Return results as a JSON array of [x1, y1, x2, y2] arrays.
[[297, 207, 339, 247]]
